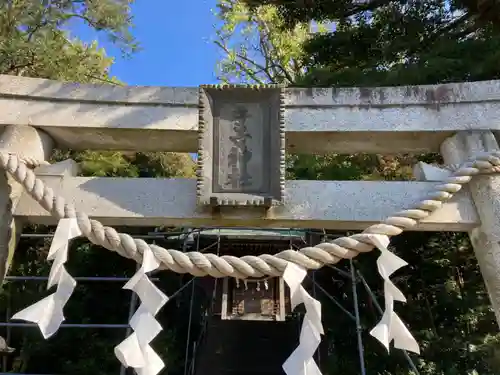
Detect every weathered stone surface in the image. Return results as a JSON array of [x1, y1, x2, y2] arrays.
[[197, 86, 284, 206], [3, 75, 500, 153], [441, 131, 500, 326], [15, 177, 478, 231]]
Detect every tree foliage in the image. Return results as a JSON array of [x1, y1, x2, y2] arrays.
[[0, 0, 137, 82], [244, 0, 500, 32], [214, 0, 311, 84], [241, 0, 500, 86]]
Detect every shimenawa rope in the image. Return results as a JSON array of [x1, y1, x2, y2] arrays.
[[3, 152, 499, 279]]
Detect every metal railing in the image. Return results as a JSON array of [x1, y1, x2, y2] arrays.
[[0, 230, 181, 375], [187, 301, 214, 375], [1, 272, 160, 375]]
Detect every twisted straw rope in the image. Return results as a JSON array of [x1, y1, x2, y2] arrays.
[[4, 153, 49, 169], [4, 152, 500, 280]]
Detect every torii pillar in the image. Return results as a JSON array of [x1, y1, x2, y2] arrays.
[[441, 130, 500, 326], [0, 125, 53, 284]]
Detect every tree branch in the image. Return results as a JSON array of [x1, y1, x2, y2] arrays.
[[84, 74, 123, 85], [255, 14, 296, 83], [214, 39, 272, 83]]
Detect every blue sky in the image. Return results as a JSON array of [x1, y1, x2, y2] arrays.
[[71, 0, 220, 87]]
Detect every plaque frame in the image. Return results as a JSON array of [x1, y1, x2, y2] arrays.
[[197, 84, 285, 207]]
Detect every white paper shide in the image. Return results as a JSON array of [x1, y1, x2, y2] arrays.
[[10, 216, 419, 374], [114, 246, 169, 375], [368, 234, 420, 354], [11, 218, 81, 338], [282, 262, 324, 375], [281, 235, 419, 375]]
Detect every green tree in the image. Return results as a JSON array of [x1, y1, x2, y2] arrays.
[[242, 0, 500, 86], [214, 0, 310, 84], [0, 0, 137, 82]]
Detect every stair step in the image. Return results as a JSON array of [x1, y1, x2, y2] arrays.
[[194, 318, 298, 375]]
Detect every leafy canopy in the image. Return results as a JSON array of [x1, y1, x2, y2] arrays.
[[0, 0, 137, 82], [214, 0, 312, 84], [239, 0, 500, 86]]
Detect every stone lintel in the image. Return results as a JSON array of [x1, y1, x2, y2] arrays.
[[3, 75, 500, 153], [14, 177, 478, 232]]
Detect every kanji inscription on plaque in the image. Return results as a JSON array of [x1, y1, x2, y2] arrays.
[[197, 85, 285, 207]]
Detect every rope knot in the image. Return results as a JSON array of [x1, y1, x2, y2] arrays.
[[2, 150, 500, 277]]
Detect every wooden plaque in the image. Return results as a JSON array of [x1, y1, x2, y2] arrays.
[[197, 85, 285, 207]]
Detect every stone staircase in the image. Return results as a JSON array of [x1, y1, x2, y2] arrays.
[[192, 317, 298, 375]]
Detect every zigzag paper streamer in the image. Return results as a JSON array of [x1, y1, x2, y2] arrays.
[[368, 234, 420, 354], [11, 218, 81, 338], [282, 262, 324, 375], [114, 246, 169, 375]]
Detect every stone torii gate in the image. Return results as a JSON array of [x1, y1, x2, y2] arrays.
[[0, 74, 500, 373]]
